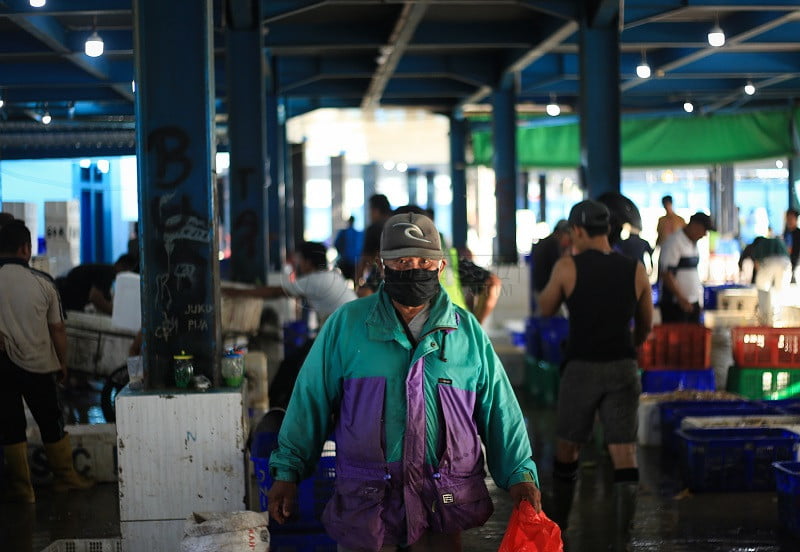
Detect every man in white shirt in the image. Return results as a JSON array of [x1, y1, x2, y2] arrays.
[[658, 212, 713, 323], [223, 241, 356, 326]]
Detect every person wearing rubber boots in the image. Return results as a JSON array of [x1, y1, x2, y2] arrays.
[[267, 211, 541, 551], [0, 221, 94, 504], [538, 200, 653, 551]]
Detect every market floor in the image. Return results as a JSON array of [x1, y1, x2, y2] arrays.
[[2, 344, 800, 552]]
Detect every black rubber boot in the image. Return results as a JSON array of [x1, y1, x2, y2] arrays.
[[612, 481, 638, 552], [550, 460, 579, 531]]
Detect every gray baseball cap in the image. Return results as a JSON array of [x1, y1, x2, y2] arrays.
[[380, 212, 445, 260]]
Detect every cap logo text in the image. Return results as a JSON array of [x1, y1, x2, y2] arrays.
[[393, 222, 431, 244]]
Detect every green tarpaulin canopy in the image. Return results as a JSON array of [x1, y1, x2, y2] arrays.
[[470, 108, 800, 168]]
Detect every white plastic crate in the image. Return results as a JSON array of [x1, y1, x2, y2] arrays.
[[40, 539, 121, 552], [717, 288, 758, 313]]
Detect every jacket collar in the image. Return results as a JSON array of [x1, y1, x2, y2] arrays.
[[365, 283, 458, 343]]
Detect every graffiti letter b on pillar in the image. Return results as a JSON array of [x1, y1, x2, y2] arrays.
[[148, 126, 192, 189]]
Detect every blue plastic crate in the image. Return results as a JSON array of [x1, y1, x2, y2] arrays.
[[659, 400, 778, 452], [252, 434, 336, 530], [763, 399, 800, 415], [284, 320, 312, 358], [640, 368, 716, 394], [536, 317, 569, 365], [677, 428, 800, 491], [774, 461, 800, 537], [269, 531, 337, 552]]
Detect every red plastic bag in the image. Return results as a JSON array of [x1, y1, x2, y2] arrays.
[[498, 501, 563, 552]]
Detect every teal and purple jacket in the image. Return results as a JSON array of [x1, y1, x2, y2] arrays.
[[269, 285, 539, 550]]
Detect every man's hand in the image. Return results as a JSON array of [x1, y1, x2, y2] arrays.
[[678, 296, 693, 313], [58, 361, 68, 384], [267, 480, 298, 524], [509, 481, 542, 512]]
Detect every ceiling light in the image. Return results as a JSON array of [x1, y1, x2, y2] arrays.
[[131, 80, 136, 93], [777, 160, 785, 169], [85, 31, 104, 57], [636, 51, 651, 79], [546, 100, 561, 117], [41, 112, 52, 125], [396, 162, 408, 172], [0, 97, 4, 108], [744, 81, 756, 96], [707, 15, 725, 47], [29, 0, 46, 7], [382, 161, 395, 171], [683, 101, 694, 113]]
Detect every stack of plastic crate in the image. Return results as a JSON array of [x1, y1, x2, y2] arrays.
[[637, 324, 714, 392], [727, 327, 800, 400], [524, 316, 568, 406], [251, 431, 337, 552]]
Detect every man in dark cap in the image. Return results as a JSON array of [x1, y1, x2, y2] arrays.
[[658, 211, 713, 323], [537, 199, 653, 551], [267, 211, 541, 551]]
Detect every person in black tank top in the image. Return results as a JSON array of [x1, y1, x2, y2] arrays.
[[537, 200, 653, 551]]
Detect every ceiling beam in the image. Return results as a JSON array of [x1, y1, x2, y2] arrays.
[[704, 73, 798, 112], [7, 11, 134, 102], [458, 19, 577, 108], [620, 10, 800, 93], [361, 0, 429, 109]]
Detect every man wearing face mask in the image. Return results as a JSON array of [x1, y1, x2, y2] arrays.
[[267, 212, 541, 552]]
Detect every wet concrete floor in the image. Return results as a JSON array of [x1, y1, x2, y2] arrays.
[[2, 347, 800, 551]]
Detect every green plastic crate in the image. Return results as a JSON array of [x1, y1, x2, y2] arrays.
[[726, 366, 800, 400], [525, 356, 560, 406]]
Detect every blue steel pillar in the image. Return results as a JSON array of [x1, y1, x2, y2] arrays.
[[283, 115, 295, 256], [407, 168, 419, 206], [266, 73, 285, 274], [134, 0, 219, 388], [426, 170, 436, 211], [492, 84, 519, 263], [449, 115, 467, 250], [579, 2, 621, 198], [226, 0, 268, 284]]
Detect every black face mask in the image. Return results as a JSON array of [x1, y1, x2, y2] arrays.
[[383, 267, 441, 307]]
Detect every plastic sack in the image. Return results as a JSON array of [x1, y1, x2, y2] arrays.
[[180, 511, 269, 552], [498, 501, 563, 552]]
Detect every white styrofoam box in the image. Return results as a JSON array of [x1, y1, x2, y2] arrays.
[[40, 539, 122, 552], [717, 288, 758, 313], [45, 200, 80, 221], [3, 201, 39, 255], [46, 241, 80, 276], [27, 423, 118, 483], [703, 310, 759, 329], [30, 255, 57, 276], [112, 271, 141, 331], [116, 386, 247, 522], [121, 520, 184, 552]]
